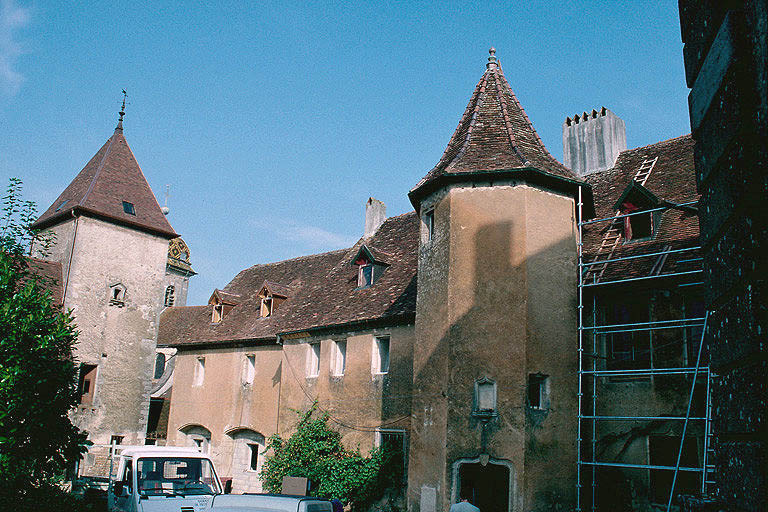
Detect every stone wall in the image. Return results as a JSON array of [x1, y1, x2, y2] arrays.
[[679, 2, 768, 510]]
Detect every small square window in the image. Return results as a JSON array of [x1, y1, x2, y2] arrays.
[[307, 343, 320, 377], [122, 201, 136, 215], [110, 435, 124, 446]]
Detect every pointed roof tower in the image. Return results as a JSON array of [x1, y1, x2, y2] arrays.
[[32, 104, 178, 238], [410, 49, 592, 211]]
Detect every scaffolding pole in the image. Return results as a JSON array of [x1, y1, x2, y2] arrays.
[[577, 194, 710, 511]]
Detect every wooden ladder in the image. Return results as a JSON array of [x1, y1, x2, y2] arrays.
[[583, 157, 659, 283]]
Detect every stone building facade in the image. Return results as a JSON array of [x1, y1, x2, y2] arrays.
[[678, 2, 767, 510], [31, 113, 194, 476], [156, 50, 705, 512]]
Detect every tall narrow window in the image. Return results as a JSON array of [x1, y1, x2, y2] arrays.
[[528, 374, 549, 409], [307, 343, 320, 377], [78, 364, 98, 404], [154, 353, 166, 379], [332, 340, 346, 376], [248, 444, 259, 471], [164, 285, 175, 307], [194, 357, 206, 386], [372, 336, 390, 374], [424, 210, 434, 242], [243, 354, 256, 385]]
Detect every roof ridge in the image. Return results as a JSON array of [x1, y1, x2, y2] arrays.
[[237, 247, 350, 272], [622, 133, 692, 154], [492, 65, 528, 166]]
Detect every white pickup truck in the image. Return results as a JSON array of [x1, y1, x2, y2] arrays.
[[108, 446, 333, 512]]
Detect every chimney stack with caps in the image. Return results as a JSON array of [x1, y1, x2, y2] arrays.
[[364, 198, 386, 238], [562, 107, 626, 176]]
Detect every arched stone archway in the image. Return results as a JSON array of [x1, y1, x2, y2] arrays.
[[225, 427, 266, 493], [451, 457, 516, 512]]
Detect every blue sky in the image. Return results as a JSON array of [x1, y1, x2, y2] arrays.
[[1, 1, 691, 305]]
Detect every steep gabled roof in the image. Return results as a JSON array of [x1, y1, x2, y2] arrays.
[[410, 48, 585, 207], [583, 135, 700, 283], [32, 118, 177, 239], [158, 212, 419, 347]]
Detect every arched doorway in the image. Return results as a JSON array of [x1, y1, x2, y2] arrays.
[[451, 457, 515, 512]]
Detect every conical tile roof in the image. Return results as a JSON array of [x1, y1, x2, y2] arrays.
[[33, 119, 177, 238], [410, 49, 584, 205]]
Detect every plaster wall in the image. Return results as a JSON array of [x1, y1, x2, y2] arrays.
[[409, 184, 578, 512], [166, 344, 283, 493], [279, 324, 415, 451], [37, 216, 170, 455]]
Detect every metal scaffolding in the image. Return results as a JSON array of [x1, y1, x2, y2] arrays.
[[576, 187, 712, 512]]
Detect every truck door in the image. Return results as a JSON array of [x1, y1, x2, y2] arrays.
[[113, 458, 135, 512]]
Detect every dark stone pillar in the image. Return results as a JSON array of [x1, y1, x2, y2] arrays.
[[678, 1, 768, 510]]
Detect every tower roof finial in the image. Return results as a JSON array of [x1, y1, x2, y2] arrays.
[[116, 89, 127, 132], [487, 47, 498, 69]]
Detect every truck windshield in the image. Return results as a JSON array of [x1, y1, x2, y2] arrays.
[[137, 457, 221, 496]]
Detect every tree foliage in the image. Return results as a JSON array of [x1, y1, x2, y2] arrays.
[[0, 178, 89, 506], [260, 404, 404, 510]]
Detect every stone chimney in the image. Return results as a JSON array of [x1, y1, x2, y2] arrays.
[[562, 107, 626, 176], [364, 197, 386, 238]]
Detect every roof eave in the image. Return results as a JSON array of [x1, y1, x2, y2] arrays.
[[408, 167, 596, 218], [32, 206, 178, 239]]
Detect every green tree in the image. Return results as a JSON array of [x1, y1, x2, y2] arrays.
[[260, 404, 404, 510], [0, 178, 89, 507]]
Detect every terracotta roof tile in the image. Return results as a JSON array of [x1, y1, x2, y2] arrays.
[[582, 135, 701, 284], [32, 125, 177, 239], [410, 50, 583, 205], [158, 212, 419, 347]]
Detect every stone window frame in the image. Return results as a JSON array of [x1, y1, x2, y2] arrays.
[[472, 377, 498, 418], [330, 339, 346, 377], [109, 282, 127, 307], [422, 208, 435, 243], [371, 335, 390, 375], [243, 354, 256, 385], [306, 343, 320, 378], [193, 357, 206, 386], [527, 373, 550, 410]]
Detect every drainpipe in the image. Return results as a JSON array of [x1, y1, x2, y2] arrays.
[[62, 210, 80, 305]]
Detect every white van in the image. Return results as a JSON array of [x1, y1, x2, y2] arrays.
[[210, 494, 333, 512], [108, 446, 222, 512]]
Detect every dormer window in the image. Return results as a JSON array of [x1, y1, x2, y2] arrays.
[[261, 297, 273, 317], [212, 304, 223, 323], [353, 246, 389, 289], [122, 201, 136, 215], [625, 209, 654, 240], [614, 181, 659, 242], [359, 263, 374, 288]]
